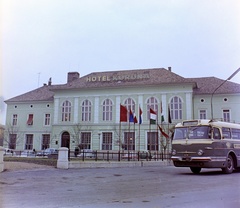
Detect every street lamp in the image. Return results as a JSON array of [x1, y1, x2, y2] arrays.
[[211, 68, 240, 120]]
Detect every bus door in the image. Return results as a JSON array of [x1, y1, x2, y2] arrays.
[[212, 127, 227, 157]]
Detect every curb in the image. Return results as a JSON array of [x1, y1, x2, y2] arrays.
[[68, 160, 173, 169]]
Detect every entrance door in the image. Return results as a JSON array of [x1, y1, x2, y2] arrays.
[[61, 132, 70, 149]]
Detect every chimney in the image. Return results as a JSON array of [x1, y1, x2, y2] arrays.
[[168, 67, 172, 72], [67, 72, 80, 83]]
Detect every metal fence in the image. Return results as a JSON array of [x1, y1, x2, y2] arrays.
[[4, 149, 171, 162], [69, 149, 171, 162]]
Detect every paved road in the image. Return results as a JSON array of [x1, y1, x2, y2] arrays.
[[1, 165, 240, 208]]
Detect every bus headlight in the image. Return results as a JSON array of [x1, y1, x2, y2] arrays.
[[172, 149, 177, 155], [197, 149, 204, 156]]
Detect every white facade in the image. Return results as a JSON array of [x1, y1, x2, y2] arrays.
[[4, 68, 240, 152]]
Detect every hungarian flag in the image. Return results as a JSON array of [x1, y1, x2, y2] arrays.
[[158, 125, 169, 138], [150, 108, 157, 124], [139, 106, 142, 124], [120, 104, 128, 122]]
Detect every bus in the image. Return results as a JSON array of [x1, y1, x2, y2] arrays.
[[171, 119, 240, 174]]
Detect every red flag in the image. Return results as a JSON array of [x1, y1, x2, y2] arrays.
[[158, 124, 169, 138], [120, 105, 128, 122], [134, 113, 138, 124]]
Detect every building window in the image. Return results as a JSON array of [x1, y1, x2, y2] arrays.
[[9, 134, 17, 149], [124, 132, 135, 150], [42, 134, 50, 150], [82, 100, 91, 122], [27, 114, 33, 125], [103, 99, 112, 121], [102, 132, 113, 150], [44, 114, 51, 126], [25, 134, 33, 150], [124, 98, 136, 120], [199, 110, 207, 119], [170, 96, 182, 120], [147, 132, 159, 151], [62, 100, 71, 122], [80, 132, 91, 149], [147, 97, 158, 119], [223, 109, 230, 122], [12, 114, 18, 126]]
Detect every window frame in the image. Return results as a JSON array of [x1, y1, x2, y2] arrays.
[[61, 100, 72, 122], [102, 132, 113, 150], [12, 114, 18, 126], [170, 96, 183, 120], [44, 113, 51, 126], [25, 134, 33, 150], [82, 99, 92, 122], [80, 132, 91, 149], [146, 97, 158, 120], [102, 99, 113, 121]]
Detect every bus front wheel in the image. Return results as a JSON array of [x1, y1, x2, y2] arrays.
[[222, 155, 234, 174], [190, 167, 201, 174]]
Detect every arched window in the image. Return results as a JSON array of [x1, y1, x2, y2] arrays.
[[62, 100, 71, 122], [82, 100, 92, 122], [124, 98, 136, 119], [103, 99, 113, 121], [170, 96, 182, 120], [147, 97, 158, 119]]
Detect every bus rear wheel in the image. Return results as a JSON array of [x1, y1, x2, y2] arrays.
[[190, 167, 201, 174], [222, 155, 234, 174]]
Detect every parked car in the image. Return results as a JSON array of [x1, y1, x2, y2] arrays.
[[37, 148, 58, 157], [121, 152, 138, 159], [77, 149, 96, 158], [20, 150, 36, 157], [4, 148, 16, 156]]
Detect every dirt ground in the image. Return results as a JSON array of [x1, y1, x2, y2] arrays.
[[3, 162, 54, 172]]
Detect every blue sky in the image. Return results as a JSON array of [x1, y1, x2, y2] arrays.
[[1, 0, 240, 124]]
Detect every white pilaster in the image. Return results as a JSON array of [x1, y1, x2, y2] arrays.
[[116, 96, 121, 123], [94, 97, 99, 123], [74, 98, 79, 123], [54, 98, 59, 124], [161, 94, 167, 120], [186, 93, 192, 119]]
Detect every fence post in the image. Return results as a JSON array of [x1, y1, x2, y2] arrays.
[[0, 146, 4, 172], [57, 147, 69, 169], [118, 151, 120, 161]]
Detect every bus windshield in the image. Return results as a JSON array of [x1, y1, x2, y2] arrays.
[[173, 126, 211, 140]]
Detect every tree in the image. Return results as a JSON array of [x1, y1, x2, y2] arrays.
[[4, 123, 24, 149]]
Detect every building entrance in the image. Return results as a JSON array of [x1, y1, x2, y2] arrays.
[[61, 131, 70, 149]]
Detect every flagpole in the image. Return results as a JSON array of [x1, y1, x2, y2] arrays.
[[119, 121, 121, 152], [138, 105, 142, 152], [133, 122, 135, 151]]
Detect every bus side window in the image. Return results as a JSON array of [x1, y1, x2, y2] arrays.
[[222, 127, 231, 139], [232, 129, 240, 139], [213, 128, 221, 139]]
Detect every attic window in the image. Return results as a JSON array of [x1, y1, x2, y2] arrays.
[[27, 114, 33, 125]]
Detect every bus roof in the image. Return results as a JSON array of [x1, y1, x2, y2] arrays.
[[175, 119, 240, 129]]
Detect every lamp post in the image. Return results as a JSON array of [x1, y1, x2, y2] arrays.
[[211, 68, 240, 120]]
